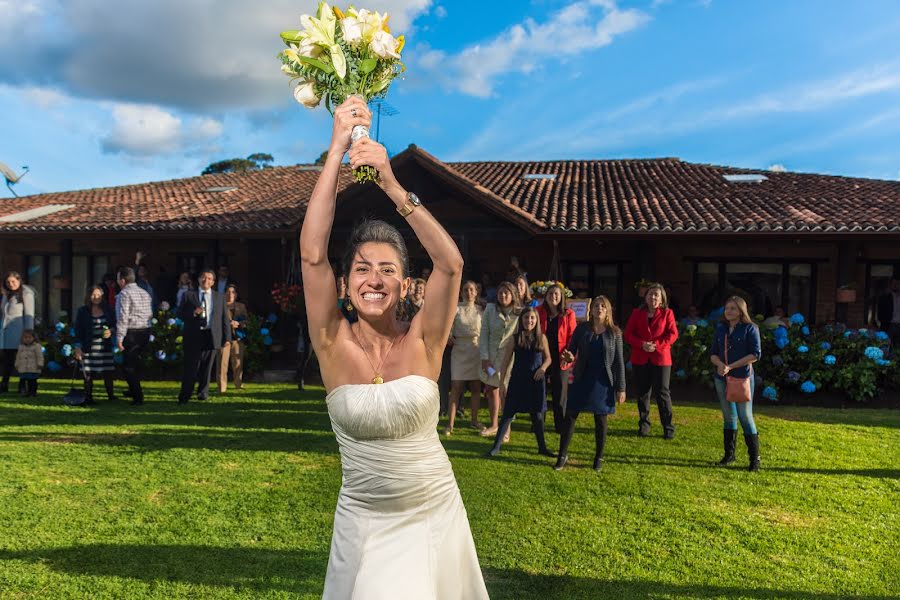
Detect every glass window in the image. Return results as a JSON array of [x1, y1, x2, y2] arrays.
[[788, 263, 812, 317], [867, 265, 895, 325], [566, 264, 591, 299], [725, 263, 782, 317], [27, 256, 44, 324], [695, 262, 719, 314], [73, 256, 88, 310], [592, 264, 618, 301], [49, 255, 62, 322], [94, 256, 110, 283]]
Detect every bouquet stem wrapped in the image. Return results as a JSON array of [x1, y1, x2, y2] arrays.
[[279, 2, 405, 184]]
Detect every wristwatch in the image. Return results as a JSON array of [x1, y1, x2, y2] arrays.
[[396, 192, 421, 218]]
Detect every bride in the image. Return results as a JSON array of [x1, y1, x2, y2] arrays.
[[301, 96, 490, 600]]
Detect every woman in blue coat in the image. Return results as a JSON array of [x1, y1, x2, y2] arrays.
[[556, 296, 626, 472], [709, 296, 762, 471]]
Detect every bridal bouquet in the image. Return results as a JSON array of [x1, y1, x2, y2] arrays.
[[279, 2, 405, 183]]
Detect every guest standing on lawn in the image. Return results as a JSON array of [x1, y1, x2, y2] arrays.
[[555, 296, 626, 472], [486, 307, 555, 457], [178, 269, 231, 404], [537, 283, 577, 433], [73, 286, 117, 405], [479, 281, 521, 438], [446, 281, 484, 435], [710, 295, 762, 472], [115, 267, 153, 406], [624, 283, 679, 439], [1, 271, 35, 394], [14, 330, 43, 397], [217, 284, 248, 393]]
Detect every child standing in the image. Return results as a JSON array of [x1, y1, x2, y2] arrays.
[[486, 307, 555, 458], [14, 329, 43, 397]]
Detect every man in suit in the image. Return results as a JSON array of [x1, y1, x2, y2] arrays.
[[178, 269, 231, 404], [877, 277, 900, 346], [216, 264, 237, 294]]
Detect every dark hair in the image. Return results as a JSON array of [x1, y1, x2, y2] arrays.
[[544, 283, 565, 313], [3, 271, 24, 302], [117, 267, 136, 284], [342, 219, 409, 280], [102, 272, 116, 283], [225, 284, 239, 299], [21, 329, 37, 343], [643, 283, 668, 310], [515, 307, 541, 350], [84, 285, 105, 306]]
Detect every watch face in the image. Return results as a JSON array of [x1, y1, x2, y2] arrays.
[[408, 192, 421, 206]]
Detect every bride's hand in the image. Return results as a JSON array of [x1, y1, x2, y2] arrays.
[[348, 137, 398, 189], [329, 97, 371, 157]]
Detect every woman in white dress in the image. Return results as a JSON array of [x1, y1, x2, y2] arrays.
[[300, 96, 489, 600]]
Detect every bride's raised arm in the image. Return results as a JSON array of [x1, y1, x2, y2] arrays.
[[299, 97, 372, 356], [348, 138, 464, 360]]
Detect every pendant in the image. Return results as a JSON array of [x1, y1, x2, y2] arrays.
[[373, 375, 384, 385]]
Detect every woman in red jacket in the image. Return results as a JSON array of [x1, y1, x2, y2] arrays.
[[624, 283, 679, 439], [536, 284, 577, 433]]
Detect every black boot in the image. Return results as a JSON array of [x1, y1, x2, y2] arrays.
[[84, 376, 96, 406], [745, 433, 760, 472], [18, 378, 26, 395], [532, 412, 556, 457], [593, 414, 607, 471], [717, 429, 737, 466], [554, 413, 577, 470], [104, 374, 117, 401], [486, 418, 513, 457]]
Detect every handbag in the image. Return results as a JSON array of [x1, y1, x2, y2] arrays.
[[724, 334, 752, 403], [62, 362, 87, 407]]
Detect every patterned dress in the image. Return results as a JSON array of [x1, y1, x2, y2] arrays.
[[82, 315, 115, 374]]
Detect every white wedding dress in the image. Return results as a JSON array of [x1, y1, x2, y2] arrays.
[[323, 374, 490, 600]]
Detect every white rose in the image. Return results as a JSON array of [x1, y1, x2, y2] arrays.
[[370, 30, 400, 59], [341, 17, 363, 45], [355, 9, 386, 41], [293, 81, 321, 108]]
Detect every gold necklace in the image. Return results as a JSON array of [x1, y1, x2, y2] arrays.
[[352, 324, 400, 384]]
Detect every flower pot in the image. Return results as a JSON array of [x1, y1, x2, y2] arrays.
[[836, 289, 856, 303]]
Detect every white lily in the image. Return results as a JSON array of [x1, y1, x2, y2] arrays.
[[298, 1, 347, 79]]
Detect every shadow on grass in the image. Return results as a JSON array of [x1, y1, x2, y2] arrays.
[[0, 544, 326, 595], [483, 568, 896, 600], [603, 454, 900, 479], [0, 427, 338, 454]]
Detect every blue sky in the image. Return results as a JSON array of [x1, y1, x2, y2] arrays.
[[2, 0, 900, 197]]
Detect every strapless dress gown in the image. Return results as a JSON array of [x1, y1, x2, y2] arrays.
[[323, 375, 490, 599]]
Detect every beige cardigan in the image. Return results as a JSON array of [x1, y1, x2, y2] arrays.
[[15, 343, 44, 374]]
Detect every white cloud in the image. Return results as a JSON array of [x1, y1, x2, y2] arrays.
[[101, 103, 222, 156], [434, 5, 447, 18], [415, 0, 649, 98], [0, 0, 432, 111], [768, 164, 787, 172], [21, 86, 69, 109]]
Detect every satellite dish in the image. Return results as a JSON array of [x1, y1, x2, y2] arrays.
[[0, 162, 29, 197]]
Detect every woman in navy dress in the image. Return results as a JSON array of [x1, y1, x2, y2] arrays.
[[556, 296, 626, 472], [486, 307, 555, 457]]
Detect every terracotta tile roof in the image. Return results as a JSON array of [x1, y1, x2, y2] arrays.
[[444, 156, 900, 234], [3, 147, 899, 235], [0, 165, 353, 234]]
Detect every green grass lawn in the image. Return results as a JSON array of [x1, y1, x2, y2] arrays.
[[1, 381, 898, 599]]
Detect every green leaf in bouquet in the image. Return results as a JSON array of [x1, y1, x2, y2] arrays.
[[299, 56, 334, 74], [359, 58, 378, 74], [280, 30, 304, 45], [367, 77, 391, 96]]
